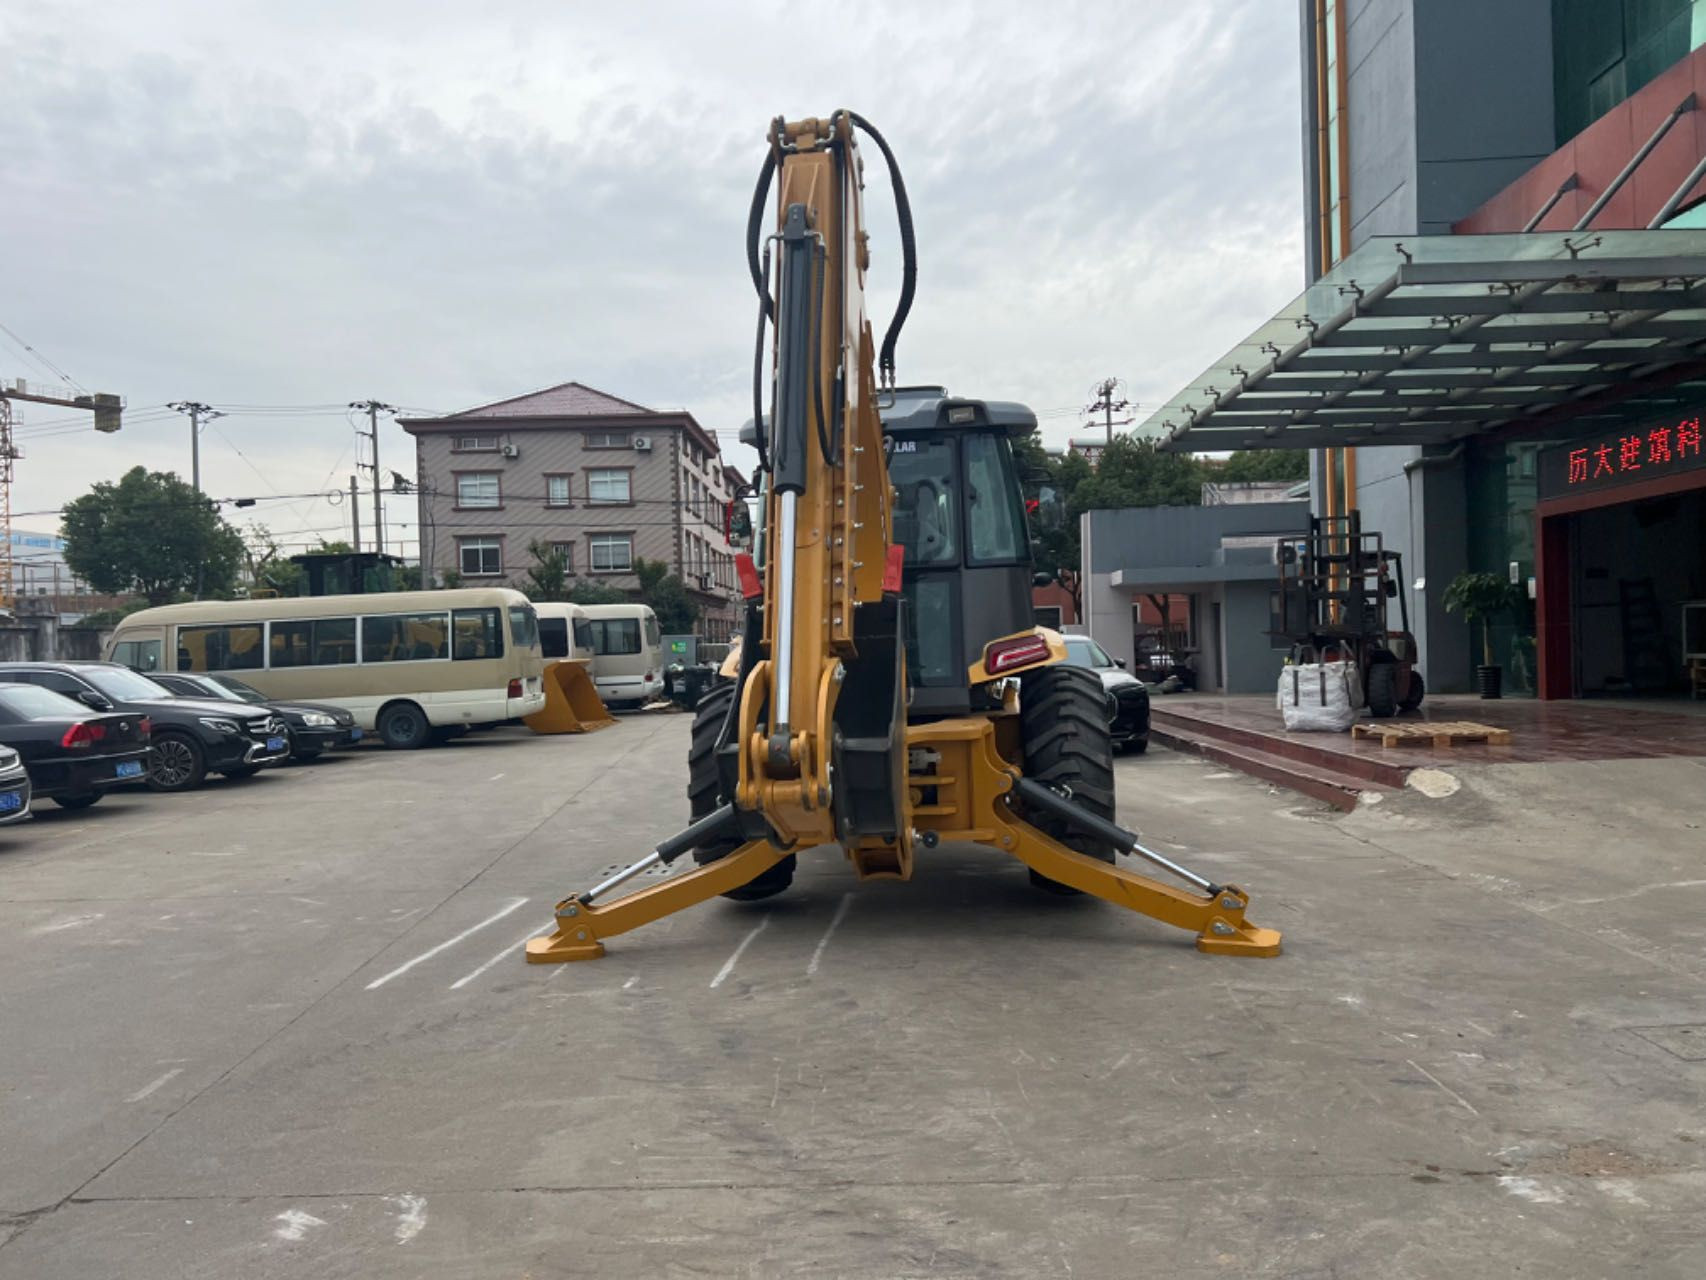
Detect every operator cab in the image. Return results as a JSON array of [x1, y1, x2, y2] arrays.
[[882, 386, 1039, 717]]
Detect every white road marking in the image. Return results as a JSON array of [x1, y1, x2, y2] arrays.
[[1405, 1058, 1479, 1116], [127, 1068, 183, 1102], [805, 893, 853, 977], [387, 1193, 428, 1243], [450, 925, 553, 989], [622, 975, 639, 990], [488, 773, 505, 781], [1496, 1175, 1563, 1204], [273, 1209, 326, 1241], [709, 916, 769, 989], [32, 912, 103, 935], [365, 898, 530, 990]]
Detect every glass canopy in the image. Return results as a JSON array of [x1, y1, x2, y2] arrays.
[[1141, 230, 1706, 452]]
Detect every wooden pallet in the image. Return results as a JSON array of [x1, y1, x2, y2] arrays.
[[1351, 720, 1512, 749]]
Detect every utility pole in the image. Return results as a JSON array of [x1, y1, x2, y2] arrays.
[[168, 401, 224, 498], [1085, 377, 1132, 447], [350, 401, 396, 555], [169, 401, 225, 600], [349, 476, 362, 553]]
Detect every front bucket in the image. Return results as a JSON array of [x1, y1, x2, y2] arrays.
[[525, 660, 617, 734]]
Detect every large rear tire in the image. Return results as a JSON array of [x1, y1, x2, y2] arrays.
[[1019, 664, 1117, 894], [1399, 669, 1425, 712], [688, 682, 794, 901]]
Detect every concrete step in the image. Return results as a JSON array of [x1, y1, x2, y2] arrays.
[[1150, 721, 1391, 812], [1149, 706, 1411, 788]]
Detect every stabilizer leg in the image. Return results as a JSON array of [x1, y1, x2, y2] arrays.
[[526, 839, 793, 963]]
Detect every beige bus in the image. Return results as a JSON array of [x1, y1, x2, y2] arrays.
[[105, 588, 546, 748], [579, 603, 665, 706], [532, 602, 597, 666]]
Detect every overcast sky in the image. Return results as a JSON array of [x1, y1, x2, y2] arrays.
[[1, 0, 1303, 561]]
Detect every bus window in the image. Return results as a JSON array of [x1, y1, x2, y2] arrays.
[[111, 638, 162, 672], [179, 624, 265, 672], [573, 618, 594, 653], [590, 618, 641, 656], [362, 613, 449, 663], [538, 617, 569, 659], [270, 618, 357, 667], [453, 608, 504, 660], [507, 604, 540, 652], [644, 614, 661, 648]]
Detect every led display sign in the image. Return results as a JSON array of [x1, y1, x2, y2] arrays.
[[1538, 413, 1706, 501]]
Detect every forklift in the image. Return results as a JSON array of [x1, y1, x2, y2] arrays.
[[1273, 510, 1423, 717]]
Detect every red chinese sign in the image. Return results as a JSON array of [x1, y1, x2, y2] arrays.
[[1541, 412, 1706, 500]]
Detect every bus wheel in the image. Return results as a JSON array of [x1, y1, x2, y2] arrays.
[[378, 702, 431, 750]]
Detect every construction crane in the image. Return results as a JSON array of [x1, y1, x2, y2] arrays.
[[0, 380, 122, 612], [526, 113, 1280, 964]]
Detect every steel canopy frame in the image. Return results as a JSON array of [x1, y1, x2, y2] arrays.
[[1143, 231, 1706, 453]]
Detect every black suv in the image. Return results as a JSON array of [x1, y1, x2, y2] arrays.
[[0, 662, 289, 792]]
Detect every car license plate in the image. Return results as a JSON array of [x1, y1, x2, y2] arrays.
[[267, 736, 286, 752], [349, 727, 363, 742], [0, 792, 22, 812], [115, 760, 144, 779]]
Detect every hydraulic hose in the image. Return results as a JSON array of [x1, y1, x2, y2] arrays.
[[845, 111, 917, 389]]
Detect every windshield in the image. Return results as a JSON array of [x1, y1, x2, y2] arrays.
[[0, 684, 92, 720], [211, 675, 266, 703], [85, 667, 176, 701], [1064, 638, 1115, 670]]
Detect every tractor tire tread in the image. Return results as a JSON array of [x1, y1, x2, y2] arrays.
[[1019, 664, 1117, 893]]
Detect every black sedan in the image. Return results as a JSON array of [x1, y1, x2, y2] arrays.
[[148, 673, 361, 761], [1063, 634, 1151, 754], [0, 683, 151, 809]]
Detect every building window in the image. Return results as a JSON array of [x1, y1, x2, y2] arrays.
[[586, 430, 629, 449], [459, 537, 502, 576], [550, 541, 575, 573], [590, 534, 633, 573], [454, 435, 499, 452], [545, 474, 573, 506], [457, 473, 500, 508], [1034, 605, 1063, 629], [588, 469, 631, 503]]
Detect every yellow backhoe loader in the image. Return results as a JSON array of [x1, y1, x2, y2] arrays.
[[527, 113, 1280, 963]]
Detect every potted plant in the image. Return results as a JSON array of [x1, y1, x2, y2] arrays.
[[1443, 572, 1522, 698]]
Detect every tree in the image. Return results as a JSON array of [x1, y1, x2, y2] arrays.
[[1071, 435, 1206, 512], [62, 466, 246, 605], [393, 564, 423, 590], [243, 524, 304, 597], [567, 581, 628, 605], [517, 540, 571, 602], [1216, 450, 1310, 483], [633, 556, 701, 635]]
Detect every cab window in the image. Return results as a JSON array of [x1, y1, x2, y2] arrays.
[[889, 437, 958, 565], [963, 433, 1028, 564]]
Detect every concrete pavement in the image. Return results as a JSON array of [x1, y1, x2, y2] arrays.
[[1, 715, 1702, 1277]]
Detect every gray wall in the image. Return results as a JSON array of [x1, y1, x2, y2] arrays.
[[1222, 582, 1287, 695], [1084, 502, 1311, 574]]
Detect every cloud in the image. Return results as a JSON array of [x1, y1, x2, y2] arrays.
[[0, 0, 1302, 557]]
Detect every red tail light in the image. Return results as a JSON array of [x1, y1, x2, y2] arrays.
[[506, 678, 523, 698], [983, 634, 1053, 675], [61, 722, 107, 749]]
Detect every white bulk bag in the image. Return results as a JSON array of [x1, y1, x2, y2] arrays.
[[1277, 661, 1362, 733]]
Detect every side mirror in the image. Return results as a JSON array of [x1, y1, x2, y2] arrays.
[[77, 690, 114, 712], [1031, 571, 1055, 588], [1114, 658, 1128, 669]]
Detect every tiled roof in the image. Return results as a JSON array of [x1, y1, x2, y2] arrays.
[[453, 381, 653, 419]]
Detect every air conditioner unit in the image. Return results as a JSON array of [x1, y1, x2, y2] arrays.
[[501, 443, 520, 458], [632, 436, 653, 452]]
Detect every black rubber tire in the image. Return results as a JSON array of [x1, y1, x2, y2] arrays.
[[220, 765, 262, 780], [688, 682, 794, 901], [377, 702, 432, 750], [1019, 664, 1118, 894], [1366, 662, 1399, 718], [1399, 669, 1425, 712], [1126, 736, 1150, 755], [147, 732, 207, 792], [52, 792, 101, 810]]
